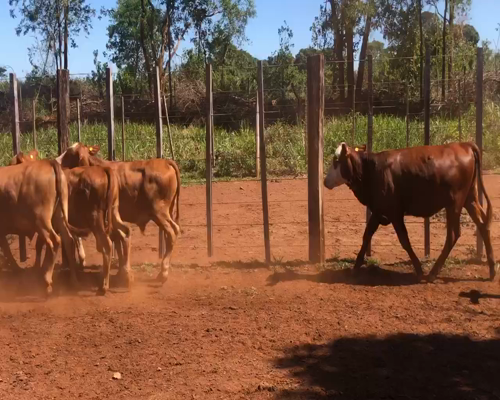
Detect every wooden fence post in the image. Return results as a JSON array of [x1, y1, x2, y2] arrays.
[[423, 48, 431, 258], [106, 67, 115, 161], [476, 47, 484, 258], [405, 83, 410, 147], [257, 61, 271, 264], [57, 69, 70, 154], [121, 96, 126, 161], [77, 97, 81, 142], [153, 66, 164, 258], [10, 73, 26, 262], [206, 64, 214, 257], [366, 55, 373, 257], [255, 90, 260, 178], [307, 54, 325, 264]]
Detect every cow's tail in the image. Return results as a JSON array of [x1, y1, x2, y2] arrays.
[[103, 167, 115, 235], [50, 160, 91, 237], [166, 159, 180, 227], [471, 143, 493, 228]]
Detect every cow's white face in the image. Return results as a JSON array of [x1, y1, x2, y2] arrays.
[[324, 143, 347, 189]]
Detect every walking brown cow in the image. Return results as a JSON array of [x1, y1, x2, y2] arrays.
[[56, 143, 181, 284], [324, 141, 497, 282]]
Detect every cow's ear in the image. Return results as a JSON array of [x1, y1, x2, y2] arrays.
[[28, 150, 38, 160], [340, 142, 349, 157], [88, 145, 100, 155]]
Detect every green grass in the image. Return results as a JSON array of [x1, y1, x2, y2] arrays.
[[2, 101, 499, 180]]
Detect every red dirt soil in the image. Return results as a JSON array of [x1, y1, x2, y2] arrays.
[[0, 176, 499, 399]]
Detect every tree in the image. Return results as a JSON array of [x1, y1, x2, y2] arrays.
[[311, 0, 371, 105], [9, 0, 95, 70], [0, 67, 7, 79], [105, 0, 256, 100]]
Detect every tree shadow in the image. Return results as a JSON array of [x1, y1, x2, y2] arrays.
[[274, 333, 500, 399], [267, 264, 419, 287]]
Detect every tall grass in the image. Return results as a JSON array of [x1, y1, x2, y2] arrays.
[[1, 102, 499, 180]]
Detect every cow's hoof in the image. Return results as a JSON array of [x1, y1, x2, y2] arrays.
[[156, 272, 168, 285], [117, 270, 134, 288], [426, 273, 438, 283], [489, 263, 498, 282], [45, 285, 53, 297], [415, 272, 424, 283], [96, 287, 107, 296]]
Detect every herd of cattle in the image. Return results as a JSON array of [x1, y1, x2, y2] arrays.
[[0, 140, 497, 298], [1, 143, 180, 295]]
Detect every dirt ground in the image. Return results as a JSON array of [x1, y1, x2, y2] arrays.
[[0, 176, 499, 399]]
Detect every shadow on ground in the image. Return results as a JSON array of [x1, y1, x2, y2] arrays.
[[274, 333, 500, 399], [267, 264, 420, 287]]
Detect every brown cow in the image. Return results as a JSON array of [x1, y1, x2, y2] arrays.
[[0, 150, 39, 272], [36, 166, 131, 294], [55, 143, 180, 284], [10, 154, 130, 295], [324, 142, 497, 282], [0, 159, 85, 294]]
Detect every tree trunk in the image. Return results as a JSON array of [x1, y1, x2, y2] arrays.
[[57, 1, 63, 70], [140, 0, 154, 99], [356, 14, 371, 99], [346, 22, 354, 108], [441, 0, 448, 101], [337, 7, 345, 103], [448, 0, 454, 92], [418, 0, 423, 100], [64, 1, 69, 69], [167, 0, 173, 109]]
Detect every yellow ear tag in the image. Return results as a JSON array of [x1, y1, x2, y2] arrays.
[[89, 147, 93, 152], [30, 155, 34, 159], [355, 147, 359, 152]]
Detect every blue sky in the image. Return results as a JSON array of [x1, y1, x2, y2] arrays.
[[2, 0, 499, 77]]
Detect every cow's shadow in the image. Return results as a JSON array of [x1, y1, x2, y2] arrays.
[[266, 263, 420, 287], [0, 263, 130, 302], [266, 258, 488, 287]]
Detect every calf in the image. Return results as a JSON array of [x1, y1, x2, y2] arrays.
[[0, 159, 84, 294], [324, 142, 497, 282], [56, 143, 181, 284]]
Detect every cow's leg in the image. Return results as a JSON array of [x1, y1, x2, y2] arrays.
[[427, 208, 461, 282], [33, 235, 45, 269], [114, 232, 132, 287], [0, 236, 22, 272], [95, 226, 112, 296], [111, 210, 132, 286], [153, 212, 178, 284], [353, 214, 380, 270], [53, 213, 79, 290], [75, 237, 86, 269], [465, 200, 497, 280], [392, 217, 424, 280], [37, 225, 60, 295]]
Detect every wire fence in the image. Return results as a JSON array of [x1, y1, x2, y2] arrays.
[[1, 49, 500, 266]]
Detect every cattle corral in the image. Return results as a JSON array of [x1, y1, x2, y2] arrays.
[[1, 50, 500, 399]]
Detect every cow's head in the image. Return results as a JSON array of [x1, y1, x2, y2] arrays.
[[9, 150, 39, 166], [56, 143, 101, 168], [324, 142, 366, 189]]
